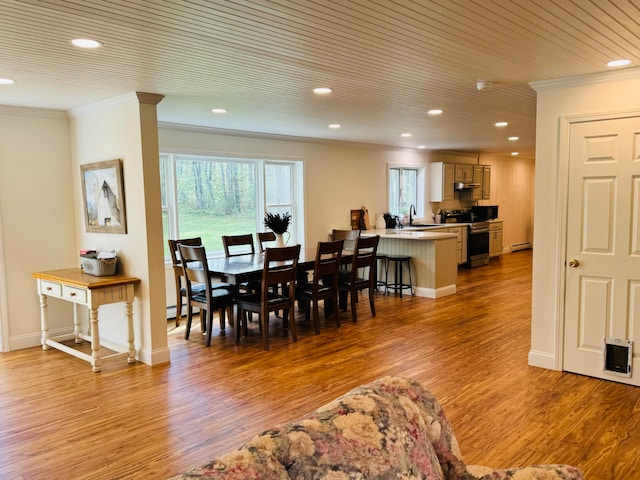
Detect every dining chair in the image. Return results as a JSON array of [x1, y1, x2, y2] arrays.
[[298, 240, 344, 333], [338, 235, 380, 323], [257, 231, 276, 252], [331, 229, 359, 250], [235, 244, 301, 350], [168, 237, 210, 327], [178, 244, 235, 347], [222, 233, 259, 295], [222, 234, 255, 257]]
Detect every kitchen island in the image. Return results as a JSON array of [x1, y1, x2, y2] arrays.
[[362, 229, 458, 298]]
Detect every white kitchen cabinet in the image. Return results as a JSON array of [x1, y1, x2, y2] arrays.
[[429, 162, 455, 201], [489, 220, 503, 257]]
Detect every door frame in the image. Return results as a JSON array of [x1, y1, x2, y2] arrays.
[[0, 205, 8, 352], [556, 108, 640, 371]]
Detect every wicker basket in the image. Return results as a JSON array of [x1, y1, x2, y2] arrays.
[[80, 255, 118, 276]]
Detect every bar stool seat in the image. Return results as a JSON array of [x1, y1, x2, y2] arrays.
[[385, 255, 414, 298], [375, 254, 388, 292]]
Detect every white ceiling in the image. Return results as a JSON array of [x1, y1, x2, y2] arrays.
[[1, 0, 639, 159]]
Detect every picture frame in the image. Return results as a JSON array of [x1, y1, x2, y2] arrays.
[[80, 159, 127, 234]]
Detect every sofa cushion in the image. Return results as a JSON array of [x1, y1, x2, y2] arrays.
[[244, 376, 445, 479], [169, 446, 289, 480]]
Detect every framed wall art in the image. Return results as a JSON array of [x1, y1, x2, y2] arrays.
[[80, 159, 127, 234]]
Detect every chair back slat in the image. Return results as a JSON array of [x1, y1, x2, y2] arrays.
[[178, 244, 209, 285], [262, 245, 301, 289], [351, 235, 379, 272], [222, 234, 255, 257], [257, 231, 277, 252], [314, 240, 344, 279]]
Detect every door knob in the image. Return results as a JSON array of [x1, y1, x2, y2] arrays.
[[568, 259, 580, 268]]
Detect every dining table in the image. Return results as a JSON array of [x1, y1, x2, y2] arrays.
[[207, 247, 353, 286]]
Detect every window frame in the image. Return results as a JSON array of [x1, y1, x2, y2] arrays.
[[387, 163, 425, 218], [161, 153, 304, 260]]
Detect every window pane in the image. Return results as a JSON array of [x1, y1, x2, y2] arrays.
[[400, 169, 417, 214], [175, 158, 257, 253], [265, 163, 292, 205]]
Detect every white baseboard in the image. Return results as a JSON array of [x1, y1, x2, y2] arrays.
[[528, 349, 560, 370], [413, 284, 456, 299]]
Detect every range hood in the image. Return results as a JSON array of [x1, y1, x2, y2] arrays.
[[454, 182, 481, 190]]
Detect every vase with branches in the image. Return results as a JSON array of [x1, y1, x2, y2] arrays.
[[264, 212, 291, 247]]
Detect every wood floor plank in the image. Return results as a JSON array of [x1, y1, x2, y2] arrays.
[[1, 249, 638, 479]]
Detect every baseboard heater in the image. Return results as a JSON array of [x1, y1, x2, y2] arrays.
[[511, 242, 532, 252]]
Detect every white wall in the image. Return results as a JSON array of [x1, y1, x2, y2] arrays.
[[69, 93, 168, 366], [159, 125, 429, 244], [529, 67, 640, 369], [0, 106, 77, 351]]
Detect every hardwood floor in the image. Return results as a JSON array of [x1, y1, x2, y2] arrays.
[[1, 249, 638, 479]]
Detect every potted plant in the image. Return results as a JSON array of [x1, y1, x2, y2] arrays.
[[264, 211, 291, 246]]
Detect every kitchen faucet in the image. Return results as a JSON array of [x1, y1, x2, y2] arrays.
[[409, 204, 416, 225]]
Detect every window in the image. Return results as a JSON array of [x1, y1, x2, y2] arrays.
[[388, 166, 422, 216], [161, 153, 303, 259]]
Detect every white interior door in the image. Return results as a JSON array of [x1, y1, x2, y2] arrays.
[[563, 114, 640, 386]]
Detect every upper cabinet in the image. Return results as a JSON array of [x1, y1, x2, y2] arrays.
[[429, 162, 455, 202], [430, 162, 491, 201], [454, 164, 474, 183], [482, 165, 491, 199], [470, 164, 491, 200]]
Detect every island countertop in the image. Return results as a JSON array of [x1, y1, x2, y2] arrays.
[[356, 228, 458, 299], [363, 228, 457, 240]]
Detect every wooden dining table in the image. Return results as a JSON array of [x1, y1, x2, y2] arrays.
[[207, 247, 353, 286]]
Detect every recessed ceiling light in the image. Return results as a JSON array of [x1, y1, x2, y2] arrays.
[[211, 108, 227, 114], [401, 133, 412, 137], [495, 121, 508, 127], [328, 124, 341, 129], [417, 145, 427, 149], [511, 152, 519, 156], [0, 78, 15, 85], [71, 38, 103, 49], [313, 87, 332, 94], [508, 136, 519, 141], [607, 59, 631, 68], [427, 109, 443, 115]]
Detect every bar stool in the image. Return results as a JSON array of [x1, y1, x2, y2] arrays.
[[375, 254, 388, 292], [385, 255, 414, 298]]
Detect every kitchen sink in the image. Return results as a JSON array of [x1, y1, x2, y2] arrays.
[[406, 223, 443, 228]]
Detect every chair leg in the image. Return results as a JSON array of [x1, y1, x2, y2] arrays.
[[219, 307, 226, 334], [175, 292, 183, 327], [204, 308, 213, 347], [312, 300, 320, 334], [350, 289, 358, 323], [332, 295, 341, 328], [369, 288, 376, 317], [184, 305, 193, 340], [288, 306, 298, 342], [261, 310, 270, 350]]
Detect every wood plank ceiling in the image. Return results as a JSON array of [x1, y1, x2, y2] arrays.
[[0, 0, 639, 158]]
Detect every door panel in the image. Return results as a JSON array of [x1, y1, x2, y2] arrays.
[[564, 116, 640, 385]]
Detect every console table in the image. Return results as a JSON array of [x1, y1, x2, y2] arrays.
[[32, 268, 140, 372]]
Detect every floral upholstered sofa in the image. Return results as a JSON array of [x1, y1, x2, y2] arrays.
[[169, 376, 583, 480]]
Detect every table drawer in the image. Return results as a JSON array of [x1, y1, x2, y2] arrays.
[[41, 281, 62, 297], [62, 285, 87, 304]]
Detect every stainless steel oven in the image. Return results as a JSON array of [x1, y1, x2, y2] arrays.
[[467, 221, 490, 267]]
